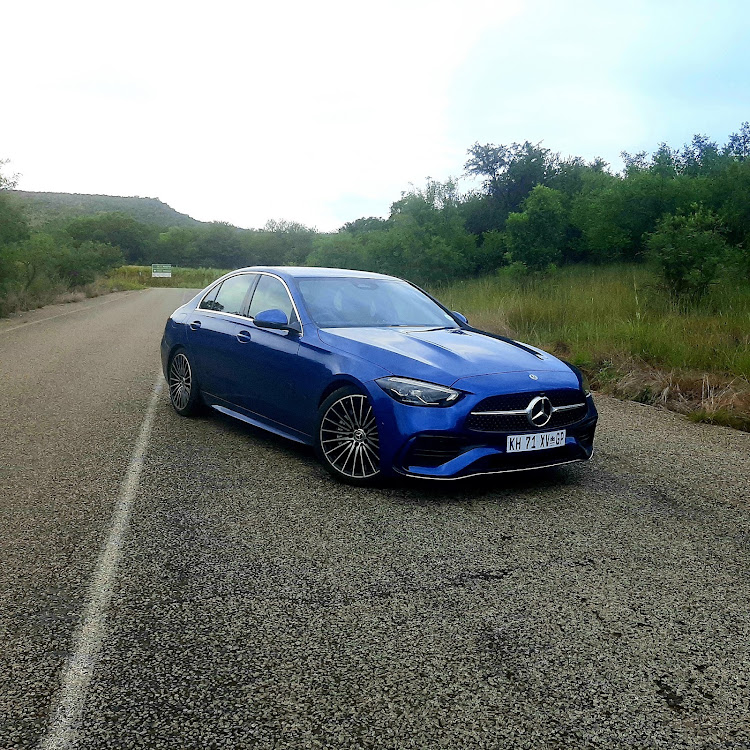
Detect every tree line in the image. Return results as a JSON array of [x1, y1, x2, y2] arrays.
[[0, 165, 126, 314], [311, 123, 750, 298], [2, 122, 749, 314]]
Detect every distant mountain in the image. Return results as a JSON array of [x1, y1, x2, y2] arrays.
[[8, 190, 204, 229]]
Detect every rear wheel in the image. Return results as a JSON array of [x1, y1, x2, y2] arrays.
[[168, 349, 201, 416], [316, 387, 381, 484]]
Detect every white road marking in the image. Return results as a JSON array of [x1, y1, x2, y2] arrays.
[[40, 373, 165, 750], [0, 290, 144, 335]]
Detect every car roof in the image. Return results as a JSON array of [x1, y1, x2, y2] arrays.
[[233, 266, 397, 281]]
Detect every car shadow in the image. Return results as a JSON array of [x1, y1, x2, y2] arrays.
[[378, 463, 591, 506], [205, 407, 592, 505]]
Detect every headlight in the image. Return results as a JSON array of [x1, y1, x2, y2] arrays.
[[376, 377, 461, 407]]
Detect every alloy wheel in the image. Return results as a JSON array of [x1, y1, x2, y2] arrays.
[[320, 394, 380, 479], [169, 352, 192, 411]]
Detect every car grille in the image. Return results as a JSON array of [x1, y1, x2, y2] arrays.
[[406, 436, 466, 468], [465, 389, 587, 433]]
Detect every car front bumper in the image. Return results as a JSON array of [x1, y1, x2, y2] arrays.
[[365, 382, 598, 480]]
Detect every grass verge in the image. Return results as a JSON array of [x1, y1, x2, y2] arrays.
[[107, 265, 229, 289]]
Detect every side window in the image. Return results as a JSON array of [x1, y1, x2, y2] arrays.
[[211, 274, 255, 316], [199, 282, 223, 311], [248, 275, 296, 323]]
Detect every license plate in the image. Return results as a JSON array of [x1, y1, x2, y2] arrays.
[[507, 430, 566, 453]]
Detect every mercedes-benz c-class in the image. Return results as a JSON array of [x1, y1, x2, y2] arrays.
[[161, 267, 597, 483]]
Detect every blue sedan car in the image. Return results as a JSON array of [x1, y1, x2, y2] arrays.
[[161, 267, 597, 483]]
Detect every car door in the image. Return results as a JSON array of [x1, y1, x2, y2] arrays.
[[234, 274, 306, 431], [186, 273, 258, 401]]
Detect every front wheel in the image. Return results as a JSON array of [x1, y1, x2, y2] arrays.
[[315, 387, 381, 484], [168, 349, 202, 416]]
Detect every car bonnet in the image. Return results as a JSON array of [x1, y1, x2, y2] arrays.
[[317, 326, 570, 386]]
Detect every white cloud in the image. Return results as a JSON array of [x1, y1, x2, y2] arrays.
[[4, 0, 748, 230], [2, 0, 519, 229]]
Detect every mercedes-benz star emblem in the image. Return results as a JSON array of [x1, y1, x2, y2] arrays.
[[527, 395, 553, 427]]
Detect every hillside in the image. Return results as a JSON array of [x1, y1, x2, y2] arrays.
[[8, 190, 204, 229]]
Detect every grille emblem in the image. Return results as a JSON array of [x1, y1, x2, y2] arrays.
[[527, 396, 552, 427]]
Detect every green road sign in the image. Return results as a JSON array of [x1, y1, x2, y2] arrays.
[[152, 264, 172, 278]]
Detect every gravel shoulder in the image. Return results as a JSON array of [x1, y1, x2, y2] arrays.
[[1, 289, 749, 749]]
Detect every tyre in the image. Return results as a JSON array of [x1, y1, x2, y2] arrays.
[[167, 349, 202, 416], [315, 386, 381, 484]]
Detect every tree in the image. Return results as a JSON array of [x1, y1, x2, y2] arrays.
[[64, 212, 156, 263], [53, 240, 124, 287], [0, 194, 30, 247], [620, 150, 649, 175], [465, 141, 555, 223], [714, 159, 750, 251], [261, 220, 317, 265], [0, 159, 29, 249], [339, 217, 387, 235], [724, 121, 750, 161], [570, 164, 707, 263], [650, 143, 680, 179], [156, 227, 201, 266], [504, 186, 567, 271], [0, 158, 20, 190], [679, 134, 722, 176], [0, 233, 56, 293], [191, 222, 246, 268], [387, 179, 476, 280], [307, 232, 368, 270]]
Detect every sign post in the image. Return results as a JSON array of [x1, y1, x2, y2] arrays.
[[152, 264, 172, 278]]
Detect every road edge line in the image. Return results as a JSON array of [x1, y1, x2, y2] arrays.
[[39, 372, 164, 750]]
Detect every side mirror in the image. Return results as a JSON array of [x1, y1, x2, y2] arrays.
[[253, 308, 300, 333], [452, 311, 468, 325]]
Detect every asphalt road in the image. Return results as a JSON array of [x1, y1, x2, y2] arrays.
[[1, 288, 749, 750]]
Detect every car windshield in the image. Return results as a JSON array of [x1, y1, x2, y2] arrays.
[[297, 277, 459, 328]]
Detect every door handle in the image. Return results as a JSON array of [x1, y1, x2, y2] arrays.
[[189, 320, 202, 330], [236, 330, 252, 343]]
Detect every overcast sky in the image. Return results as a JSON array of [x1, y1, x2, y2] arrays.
[[3, 0, 749, 231]]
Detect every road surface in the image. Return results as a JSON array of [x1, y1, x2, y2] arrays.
[[1, 288, 749, 749]]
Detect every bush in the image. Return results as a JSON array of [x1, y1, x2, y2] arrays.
[[646, 205, 729, 300], [53, 240, 124, 288], [0, 233, 125, 315]]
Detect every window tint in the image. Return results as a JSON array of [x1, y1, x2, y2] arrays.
[[211, 274, 254, 316], [199, 282, 222, 311], [248, 275, 296, 323]]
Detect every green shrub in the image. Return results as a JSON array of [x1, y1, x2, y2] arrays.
[[646, 205, 728, 300], [53, 240, 124, 288]]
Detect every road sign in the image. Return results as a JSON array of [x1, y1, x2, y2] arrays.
[[152, 264, 172, 278]]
